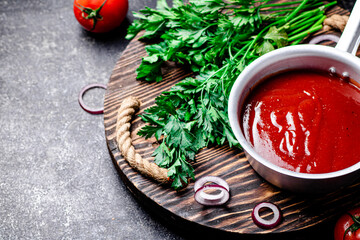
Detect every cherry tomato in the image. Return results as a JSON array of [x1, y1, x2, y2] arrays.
[[73, 0, 128, 33], [334, 207, 360, 240]]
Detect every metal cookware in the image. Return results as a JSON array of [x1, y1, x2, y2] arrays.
[[228, 1, 360, 193]]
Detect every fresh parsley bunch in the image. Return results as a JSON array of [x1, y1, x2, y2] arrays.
[[126, 0, 336, 189]]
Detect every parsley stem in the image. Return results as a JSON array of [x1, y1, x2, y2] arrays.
[[304, 2, 323, 9], [232, 41, 252, 60], [290, 38, 302, 45], [321, 1, 337, 10], [289, 14, 323, 30], [288, 21, 314, 37], [288, 14, 323, 33], [259, 1, 303, 9], [260, 6, 297, 12], [285, 0, 308, 23], [315, 15, 327, 25], [287, 8, 321, 25], [267, 11, 294, 18], [288, 15, 326, 37], [288, 24, 323, 42], [228, 42, 234, 60], [220, 64, 230, 96], [289, 11, 323, 29]]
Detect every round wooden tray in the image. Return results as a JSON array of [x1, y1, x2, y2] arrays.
[[104, 5, 360, 236]]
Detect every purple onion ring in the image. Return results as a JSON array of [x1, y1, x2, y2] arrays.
[[309, 34, 340, 45], [194, 184, 230, 206], [251, 202, 283, 229], [78, 83, 107, 114], [194, 176, 230, 206], [194, 176, 230, 192]]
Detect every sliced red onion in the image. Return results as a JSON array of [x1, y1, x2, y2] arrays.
[[194, 176, 230, 206], [309, 34, 340, 44], [251, 202, 283, 229], [194, 176, 230, 192], [78, 83, 107, 114], [194, 184, 230, 206]]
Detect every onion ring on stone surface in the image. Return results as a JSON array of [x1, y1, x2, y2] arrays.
[[78, 83, 107, 114]]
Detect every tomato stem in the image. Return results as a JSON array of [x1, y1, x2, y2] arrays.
[[344, 212, 360, 240], [74, 0, 108, 31]]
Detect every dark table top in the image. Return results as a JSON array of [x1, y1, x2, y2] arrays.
[[0, 0, 355, 239]]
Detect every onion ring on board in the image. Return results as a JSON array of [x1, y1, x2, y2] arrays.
[[251, 202, 283, 229], [194, 176, 230, 206]]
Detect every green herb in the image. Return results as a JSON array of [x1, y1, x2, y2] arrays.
[[126, 0, 336, 189]]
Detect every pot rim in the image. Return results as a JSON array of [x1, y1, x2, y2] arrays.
[[228, 44, 360, 181]]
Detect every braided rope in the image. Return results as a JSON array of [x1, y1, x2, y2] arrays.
[[115, 96, 170, 184]]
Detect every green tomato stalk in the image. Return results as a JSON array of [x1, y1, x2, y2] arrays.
[[74, 0, 108, 31]]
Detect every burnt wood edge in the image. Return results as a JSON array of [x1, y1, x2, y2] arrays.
[[106, 143, 335, 240]]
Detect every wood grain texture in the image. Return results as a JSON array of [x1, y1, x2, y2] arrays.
[[104, 4, 360, 235]]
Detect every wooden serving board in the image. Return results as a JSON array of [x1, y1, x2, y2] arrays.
[[104, 4, 360, 236]]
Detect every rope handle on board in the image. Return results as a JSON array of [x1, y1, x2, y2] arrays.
[[115, 96, 171, 184]]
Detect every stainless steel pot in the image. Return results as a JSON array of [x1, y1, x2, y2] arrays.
[[228, 0, 360, 193]]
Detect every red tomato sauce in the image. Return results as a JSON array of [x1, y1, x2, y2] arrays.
[[241, 69, 360, 173]]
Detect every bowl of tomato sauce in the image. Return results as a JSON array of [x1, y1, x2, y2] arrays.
[[228, 1, 360, 193]]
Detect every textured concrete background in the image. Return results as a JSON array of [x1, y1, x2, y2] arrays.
[[0, 0, 355, 239], [0, 0, 184, 239]]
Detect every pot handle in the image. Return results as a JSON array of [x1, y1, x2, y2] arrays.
[[336, 0, 360, 55]]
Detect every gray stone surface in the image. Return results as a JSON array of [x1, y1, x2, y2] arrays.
[[0, 0, 182, 239], [0, 0, 356, 239]]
